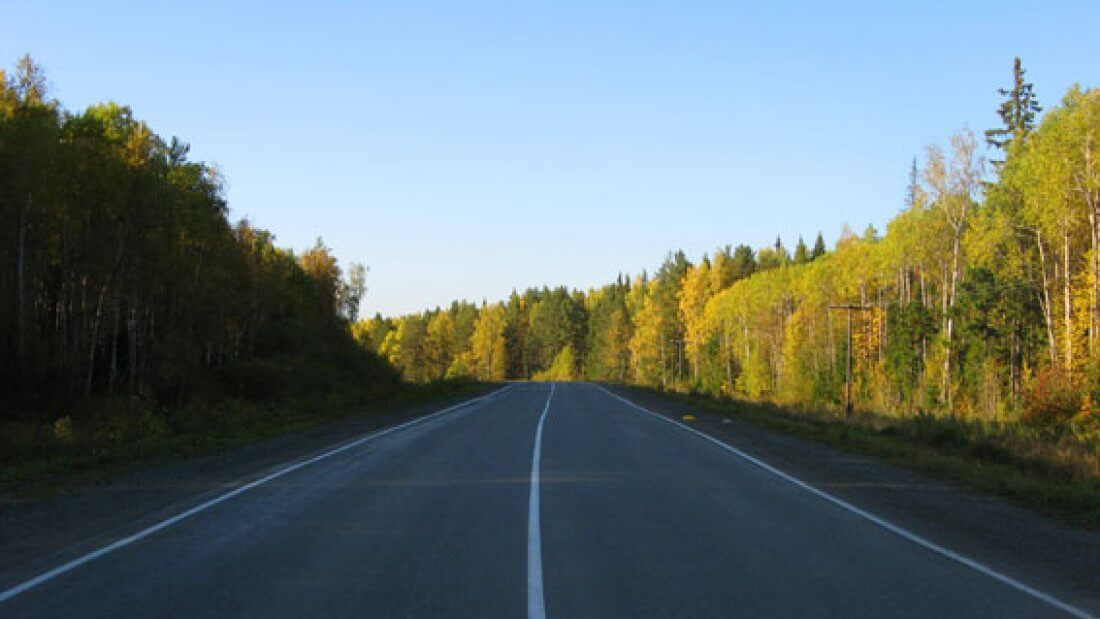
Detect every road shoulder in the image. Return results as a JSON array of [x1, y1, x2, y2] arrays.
[[0, 387, 497, 592], [604, 384, 1100, 613]]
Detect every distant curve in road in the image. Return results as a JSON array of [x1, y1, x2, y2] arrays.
[[1, 382, 1093, 618]]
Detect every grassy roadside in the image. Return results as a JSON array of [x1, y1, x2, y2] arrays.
[[0, 379, 494, 505], [618, 385, 1100, 528]]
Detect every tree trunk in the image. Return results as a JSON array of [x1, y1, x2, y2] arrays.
[[16, 196, 29, 360], [109, 296, 120, 393], [692, 340, 699, 382], [1090, 201, 1098, 357], [1063, 223, 1073, 371], [1011, 321, 1020, 405], [85, 283, 109, 394], [920, 265, 928, 308], [845, 308, 853, 416], [724, 323, 733, 391], [943, 229, 962, 413], [658, 339, 666, 388], [129, 306, 138, 395], [1086, 135, 1099, 357], [1036, 231, 1057, 365], [942, 262, 950, 331], [742, 317, 750, 371]]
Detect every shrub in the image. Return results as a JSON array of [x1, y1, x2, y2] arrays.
[[1022, 368, 1081, 425], [1070, 396, 1100, 446], [93, 404, 169, 444], [0, 420, 45, 461], [53, 416, 77, 446]]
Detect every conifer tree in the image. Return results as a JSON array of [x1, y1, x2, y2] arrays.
[[985, 57, 1041, 161], [730, 244, 757, 278], [794, 237, 810, 264], [905, 157, 920, 208], [811, 232, 827, 259]]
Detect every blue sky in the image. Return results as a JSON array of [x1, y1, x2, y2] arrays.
[[5, 1, 1100, 316]]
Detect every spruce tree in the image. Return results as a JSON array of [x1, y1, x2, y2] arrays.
[[810, 232, 826, 260], [985, 57, 1041, 162], [794, 236, 810, 264], [905, 157, 920, 208], [730, 245, 756, 279]]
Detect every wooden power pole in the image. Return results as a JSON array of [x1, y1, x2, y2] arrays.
[[829, 304, 872, 417]]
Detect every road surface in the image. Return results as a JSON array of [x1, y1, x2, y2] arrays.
[[1, 382, 1095, 617]]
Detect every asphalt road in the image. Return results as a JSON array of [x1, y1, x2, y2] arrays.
[[0, 382, 1094, 618]]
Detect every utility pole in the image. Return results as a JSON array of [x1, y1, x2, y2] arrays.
[[828, 304, 872, 417]]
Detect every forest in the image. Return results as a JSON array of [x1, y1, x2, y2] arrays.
[[361, 59, 1100, 446], [0, 56, 414, 469], [2, 55, 1098, 486]]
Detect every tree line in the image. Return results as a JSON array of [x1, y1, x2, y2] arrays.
[[1, 55, 391, 422], [4, 54, 1097, 441], [362, 59, 1099, 437]]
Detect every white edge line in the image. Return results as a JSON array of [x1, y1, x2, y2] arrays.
[[0, 385, 513, 604], [527, 382, 554, 619], [593, 384, 1094, 619]]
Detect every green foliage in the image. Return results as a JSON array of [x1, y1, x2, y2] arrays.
[[0, 57, 397, 430], [1, 378, 487, 497], [583, 280, 632, 381], [810, 232, 827, 260], [793, 237, 810, 264], [729, 244, 759, 279], [885, 301, 937, 411], [986, 57, 1042, 157]]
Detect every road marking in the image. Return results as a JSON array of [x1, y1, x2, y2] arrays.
[[594, 384, 1095, 619], [527, 382, 555, 619], [0, 386, 513, 604]]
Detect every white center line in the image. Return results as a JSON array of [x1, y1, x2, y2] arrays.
[[0, 386, 512, 604], [527, 382, 555, 619], [594, 384, 1095, 619]]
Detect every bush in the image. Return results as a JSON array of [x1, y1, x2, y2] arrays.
[[1071, 396, 1100, 446], [211, 359, 290, 402], [1023, 368, 1081, 425], [0, 420, 45, 462], [92, 404, 169, 444], [52, 416, 77, 446]]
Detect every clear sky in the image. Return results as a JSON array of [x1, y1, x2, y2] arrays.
[[5, 1, 1099, 316]]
